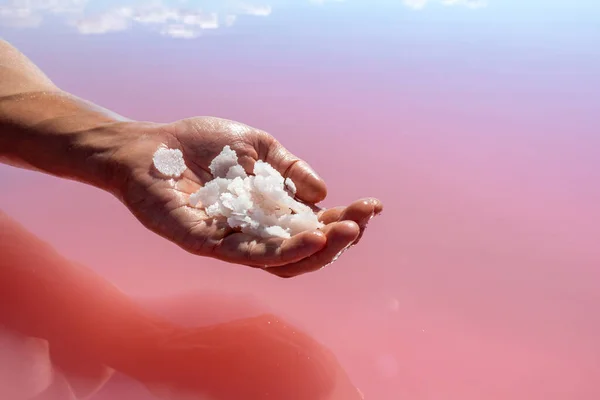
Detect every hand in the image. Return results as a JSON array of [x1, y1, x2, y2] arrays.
[[113, 117, 383, 277]]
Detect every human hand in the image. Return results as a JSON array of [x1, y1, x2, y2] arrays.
[[112, 117, 383, 277]]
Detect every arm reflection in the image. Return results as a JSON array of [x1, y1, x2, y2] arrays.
[[0, 211, 363, 400]]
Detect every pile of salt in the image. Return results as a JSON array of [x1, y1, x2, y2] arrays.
[[153, 145, 324, 239], [152, 147, 187, 178]]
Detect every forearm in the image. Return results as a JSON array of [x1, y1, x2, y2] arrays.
[[0, 40, 133, 193]]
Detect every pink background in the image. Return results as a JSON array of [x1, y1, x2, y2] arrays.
[[1, 0, 599, 399]]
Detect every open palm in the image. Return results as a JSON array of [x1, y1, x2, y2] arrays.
[[116, 116, 382, 277]]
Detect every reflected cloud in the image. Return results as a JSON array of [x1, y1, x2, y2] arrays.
[[74, 7, 132, 35], [0, 0, 86, 27], [442, 0, 487, 8], [239, 4, 272, 16], [75, 3, 268, 37], [0, 0, 488, 37], [403, 0, 488, 9], [402, 0, 428, 9], [308, 0, 346, 4], [0, 0, 272, 37], [74, 6, 224, 37]]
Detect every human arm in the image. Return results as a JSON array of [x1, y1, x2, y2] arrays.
[[0, 39, 382, 276], [0, 39, 138, 193]]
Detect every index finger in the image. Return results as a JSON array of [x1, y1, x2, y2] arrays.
[[266, 142, 328, 204]]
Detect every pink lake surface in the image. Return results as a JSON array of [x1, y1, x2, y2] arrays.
[[1, 0, 600, 399]]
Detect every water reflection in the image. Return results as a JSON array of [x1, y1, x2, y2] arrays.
[[2, 0, 598, 398], [403, 0, 487, 9], [0, 0, 272, 37], [0, 0, 489, 37], [0, 211, 364, 400]]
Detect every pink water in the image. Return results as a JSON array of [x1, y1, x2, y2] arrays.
[[1, 0, 599, 399]]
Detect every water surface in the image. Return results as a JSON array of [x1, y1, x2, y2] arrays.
[[1, 0, 599, 399]]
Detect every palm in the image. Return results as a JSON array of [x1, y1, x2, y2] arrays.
[[120, 117, 382, 277]]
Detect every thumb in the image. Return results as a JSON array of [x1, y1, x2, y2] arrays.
[[266, 141, 327, 204]]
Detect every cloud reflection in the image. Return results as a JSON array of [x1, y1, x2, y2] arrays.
[[0, 0, 86, 27], [402, 0, 428, 9], [442, 0, 487, 8], [0, 0, 272, 38], [308, 0, 346, 4], [403, 0, 487, 9], [0, 0, 488, 37]]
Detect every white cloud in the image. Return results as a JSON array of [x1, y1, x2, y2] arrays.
[[184, 12, 219, 28], [308, 0, 346, 4], [442, 0, 488, 8], [238, 4, 272, 16], [0, 0, 488, 37], [160, 24, 201, 39], [0, 6, 43, 27], [132, 8, 182, 24], [41, 0, 87, 14], [73, 7, 220, 36], [132, 7, 220, 29], [403, 0, 488, 9], [0, 0, 86, 27], [403, 0, 428, 9], [74, 7, 132, 35], [0, 0, 272, 37]]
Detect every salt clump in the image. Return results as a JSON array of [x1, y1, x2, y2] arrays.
[[152, 147, 187, 178], [189, 146, 324, 239]]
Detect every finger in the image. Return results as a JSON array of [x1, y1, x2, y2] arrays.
[[266, 142, 327, 203], [212, 229, 327, 268], [265, 221, 360, 278], [373, 198, 384, 215], [318, 206, 345, 224], [339, 198, 379, 245], [319, 198, 382, 245], [355, 198, 383, 244]]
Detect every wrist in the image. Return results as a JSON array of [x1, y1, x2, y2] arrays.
[[0, 90, 143, 195], [69, 120, 146, 196]]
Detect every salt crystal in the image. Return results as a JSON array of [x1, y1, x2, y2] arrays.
[[264, 225, 290, 239], [189, 146, 324, 239], [152, 147, 187, 178], [279, 212, 322, 236], [226, 165, 247, 180], [285, 178, 297, 196], [209, 145, 239, 178]]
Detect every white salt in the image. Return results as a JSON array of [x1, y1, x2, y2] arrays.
[[152, 147, 187, 178], [285, 177, 297, 196], [264, 225, 290, 238], [190, 145, 324, 239], [226, 165, 247, 180], [209, 145, 239, 178]]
